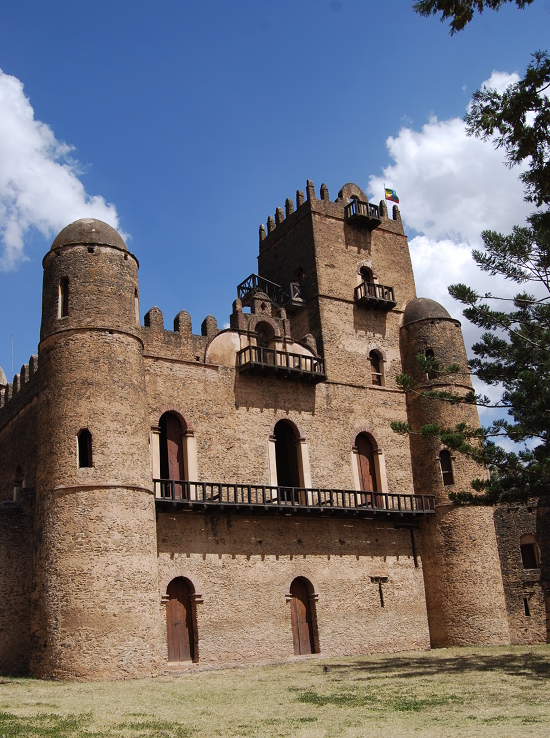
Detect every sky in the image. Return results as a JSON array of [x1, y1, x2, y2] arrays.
[[0, 0, 549, 423]]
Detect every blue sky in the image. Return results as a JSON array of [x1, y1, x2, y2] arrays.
[[0, 0, 548, 416]]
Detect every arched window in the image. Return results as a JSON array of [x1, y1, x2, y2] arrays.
[[166, 577, 197, 662], [425, 348, 437, 380], [289, 577, 317, 655], [520, 534, 539, 569], [369, 350, 384, 386], [160, 412, 186, 498], [439, 450, 454, 486], [77, 429, 92, 468], [58, 277, 69, 318], [355, 433, 381, 506], [360, 266, 373, 283], [274, 420, 301, 503]]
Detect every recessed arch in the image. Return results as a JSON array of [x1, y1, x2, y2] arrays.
[[255, 320, 276, 349]]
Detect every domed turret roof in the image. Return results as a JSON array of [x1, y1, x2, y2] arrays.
[[50, 218, 127, 251], [403, 297, 452, 325], [0, 366, 7, 386]]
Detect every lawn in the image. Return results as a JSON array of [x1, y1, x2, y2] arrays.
[[0, 645, 549, 737]]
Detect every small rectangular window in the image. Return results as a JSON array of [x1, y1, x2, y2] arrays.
[[523, 596, 531, 617], [78, 429, 93, 468], [59, 277, 69, 318], [439, 450, 454, 486]]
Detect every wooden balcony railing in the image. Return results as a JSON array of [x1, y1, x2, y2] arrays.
[[154, 479, 436, 518], [354, 282, 396, 309], [344, 200, 381, 228], [237, 274, 287, 305], [237, 346, 326, 382]]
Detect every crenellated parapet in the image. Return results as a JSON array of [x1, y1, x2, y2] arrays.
[[0, 355, 39, 429], [142, 306, 219, 363], [259, 179, 404, 249]]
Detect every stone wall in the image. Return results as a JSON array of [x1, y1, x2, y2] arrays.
[[156, 512, 430, 667], [0, 490, 33, 674], [494, 499, 549, 644]]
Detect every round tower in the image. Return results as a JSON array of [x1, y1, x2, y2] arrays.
[[400, 298, 510, 647], [31, 219, 162, 679]]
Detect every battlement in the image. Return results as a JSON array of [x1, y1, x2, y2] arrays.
[[141, 307, 220, 363], [259, 179, 403, 250], [0, 355, 39, 428]]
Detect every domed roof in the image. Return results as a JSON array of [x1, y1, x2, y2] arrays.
[[50, 218, 127, 251], [403, 298, 452, 325], [0, 366, 7, 386]]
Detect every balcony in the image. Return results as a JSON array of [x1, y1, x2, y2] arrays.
[[238, 274, 287, 306], [354, 282, 396, 310], [237, 274, 305, 311], [237, 345, 326, 382], [154, 479, 436, 518], [344, 200, 381, 229]]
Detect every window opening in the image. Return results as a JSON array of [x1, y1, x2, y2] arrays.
[[369, 351, 383, 386], [289, 577, 316, 655], [439, 450, 454, 486], [166, 577, 196, 662], [58, 277, 69, 318], [77, 429, 92, 468], [523, 596, 531, 617], [274, 420, 301, 503], [410, 528, 419, 568], [520, 535, 539, 569], [425, 348, 437, 380]]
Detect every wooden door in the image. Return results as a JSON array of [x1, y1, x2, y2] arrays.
[[166, 578, 194, 662], [356, 434, 378, 506], [290, 578, 315, 655], [160, 413, 185, 499]]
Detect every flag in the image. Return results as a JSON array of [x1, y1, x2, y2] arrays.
[[384, 187, 399, 204]]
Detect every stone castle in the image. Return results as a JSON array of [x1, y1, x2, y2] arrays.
[[0, 180, 547, 680]]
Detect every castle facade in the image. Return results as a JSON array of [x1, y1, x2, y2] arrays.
[[0, 180, 547, 679]]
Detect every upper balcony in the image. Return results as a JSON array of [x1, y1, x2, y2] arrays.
[[237, 345, 326, 383], [344, 199, 381, 230], [154, 479, 436, 519], [237, 274, 305, 311], [354, 282, 396, 310]]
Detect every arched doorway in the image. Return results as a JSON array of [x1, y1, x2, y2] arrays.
[[160, 412, 186, 499], [355, 433, 380, 507], [274, 420, 301, 503], [290, 577, 317, 655], [166, 577, 196, 662]]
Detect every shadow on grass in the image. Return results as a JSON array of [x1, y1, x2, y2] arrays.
[[326, 650, 550, 682]]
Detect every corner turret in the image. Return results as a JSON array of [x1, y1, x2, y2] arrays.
[[32, 219, 162, 679]]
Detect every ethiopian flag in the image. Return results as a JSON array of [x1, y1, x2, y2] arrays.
[[384, 188, 399, 203]]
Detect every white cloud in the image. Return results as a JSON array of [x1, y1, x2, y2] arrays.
[[0, 69, 124, 270], [368, 70, 534, 427]]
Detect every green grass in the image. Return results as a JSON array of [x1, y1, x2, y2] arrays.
[[0, 645, 549, 737]]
